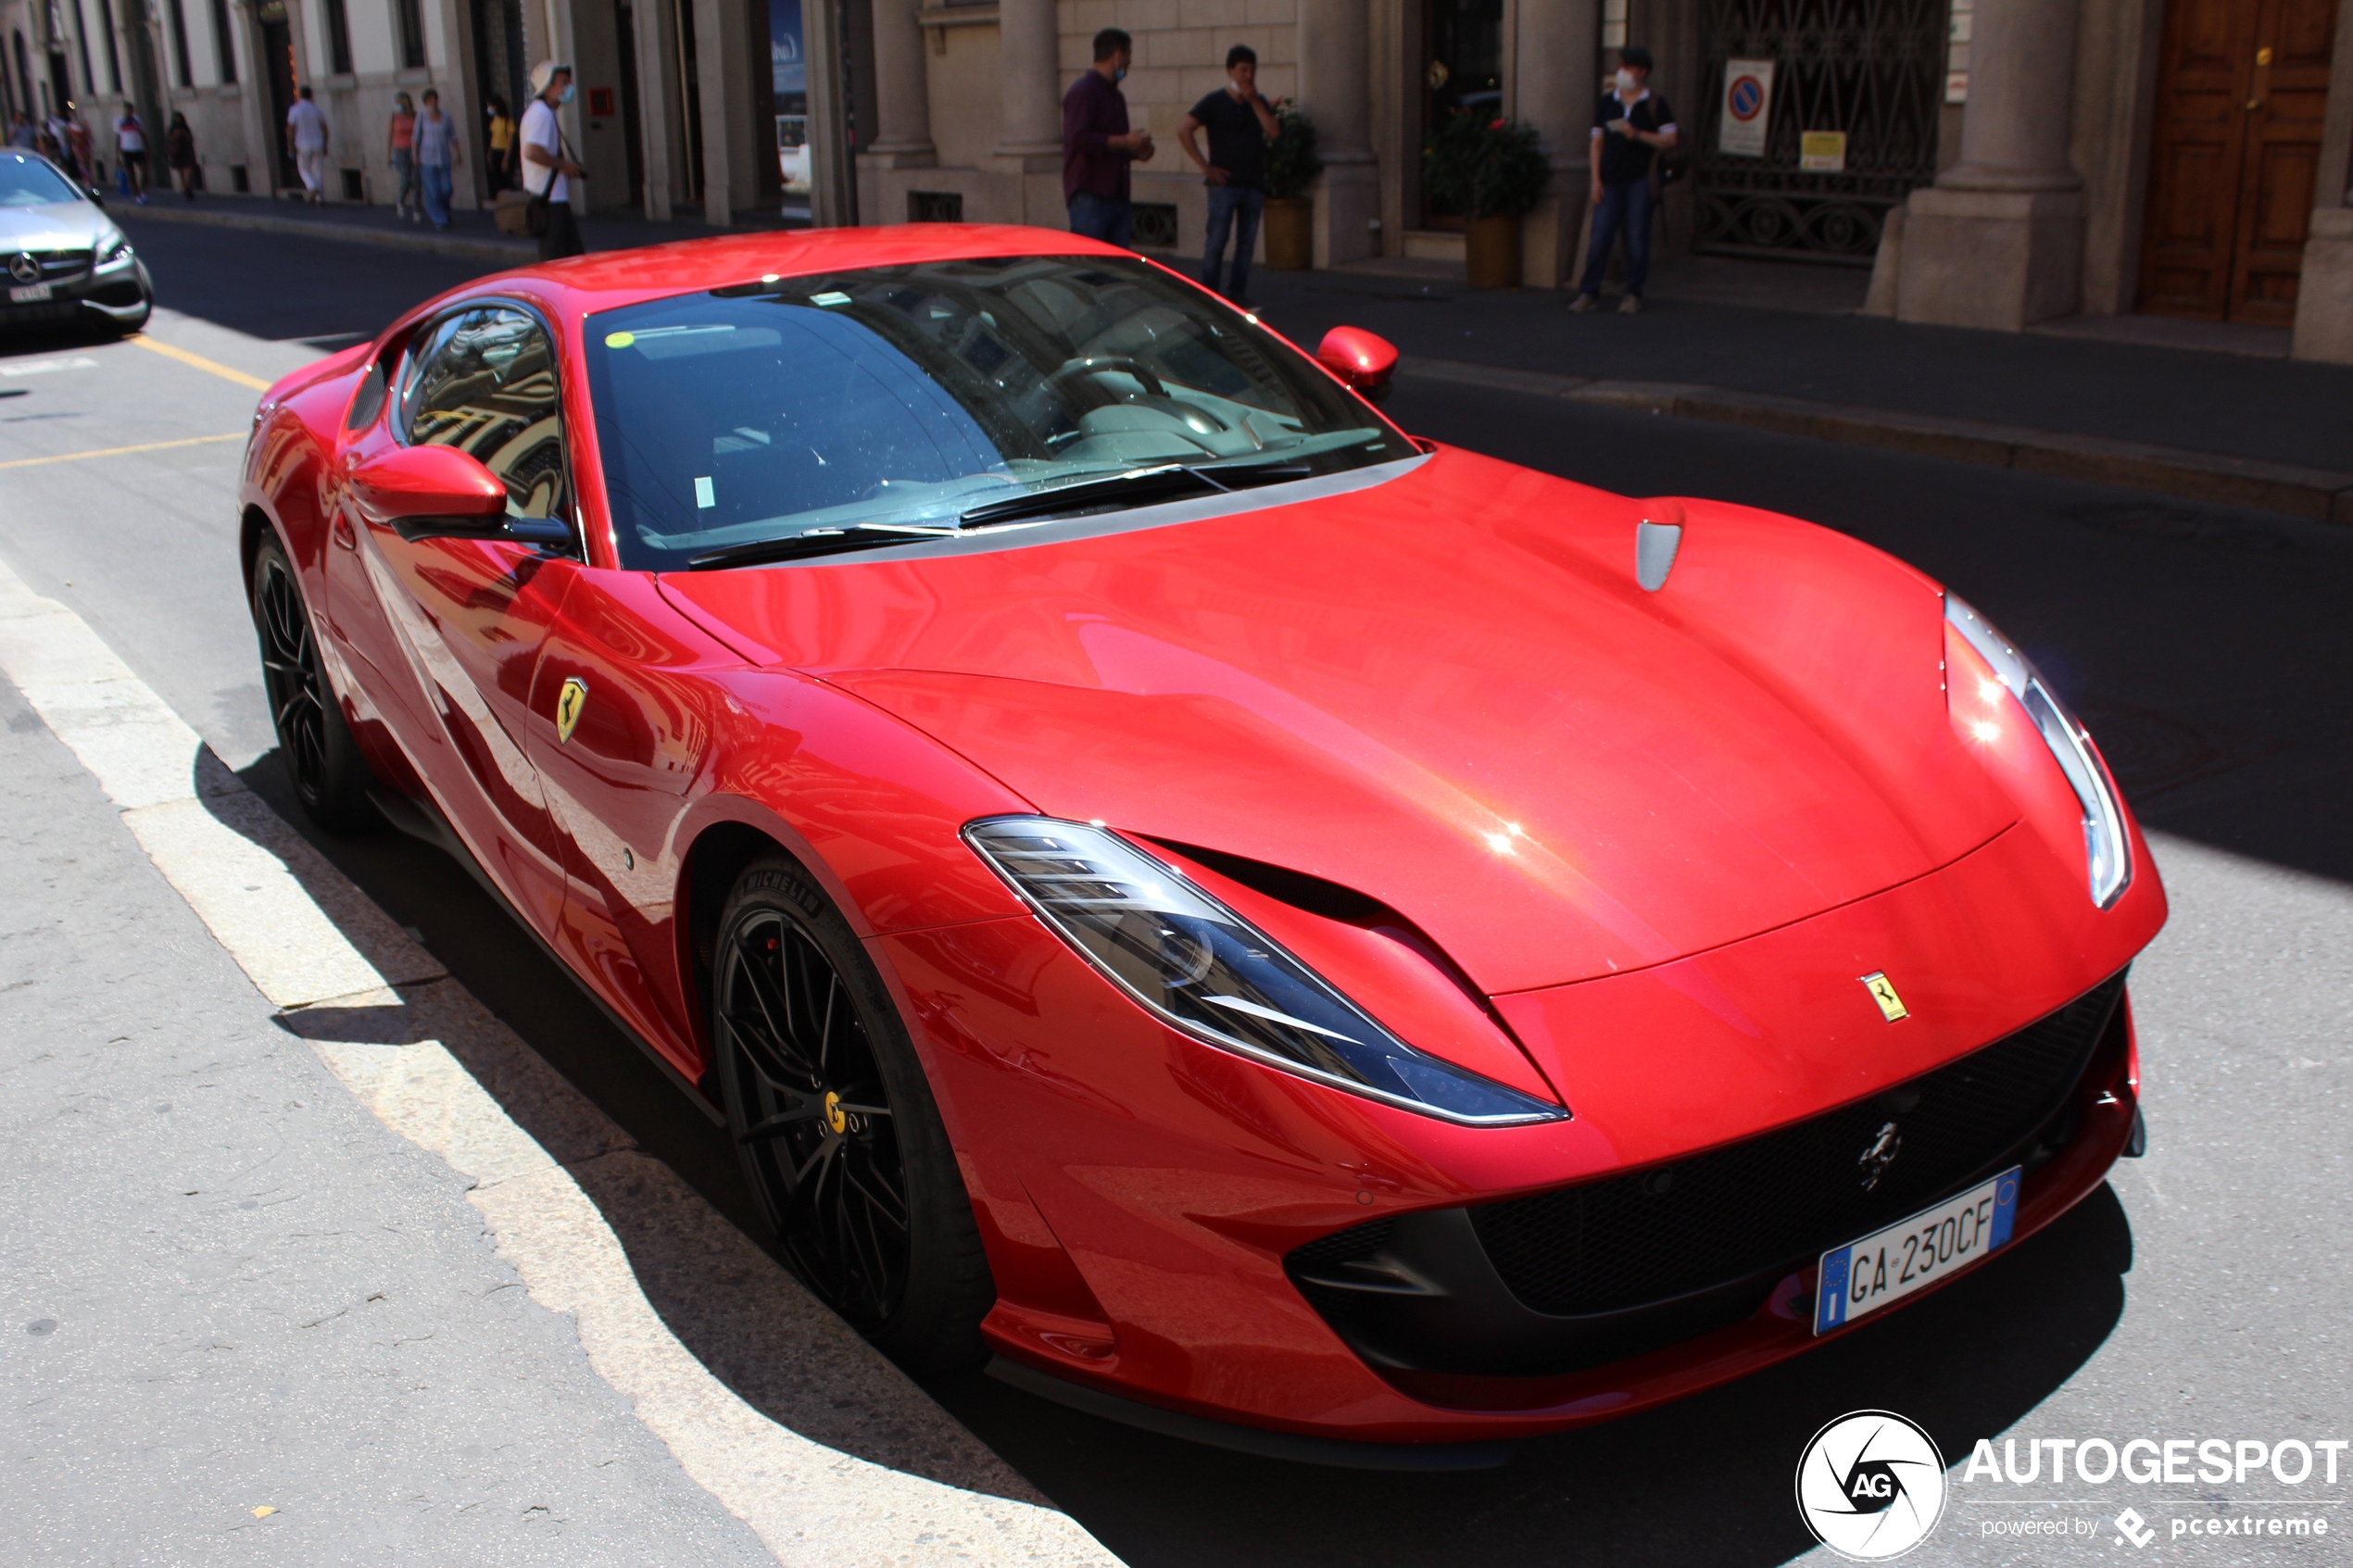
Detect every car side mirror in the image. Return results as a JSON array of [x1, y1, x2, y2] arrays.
[[1315, 327, 1400, 405], [346, 445, 572, 549]]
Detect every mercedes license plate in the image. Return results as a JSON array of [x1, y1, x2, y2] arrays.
[[1814, 1167, 2020, 1335], [8, 282, 52, 303]]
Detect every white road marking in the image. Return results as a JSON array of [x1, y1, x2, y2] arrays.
[[0, 550, 1122, 1567], [0, 356, 101, 378]]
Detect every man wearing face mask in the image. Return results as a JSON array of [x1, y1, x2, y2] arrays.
[[521, 61, 588, 261], [1569, 45, 1676, 314], [1063, 28, 1154, 246]]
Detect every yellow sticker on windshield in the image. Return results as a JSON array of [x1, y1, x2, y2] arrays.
[[604, 331, 636, 348]]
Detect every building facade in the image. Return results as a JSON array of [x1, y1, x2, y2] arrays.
[[3, 0, 2348, 362]]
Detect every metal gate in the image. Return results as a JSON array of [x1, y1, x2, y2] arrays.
[[1693, 0, 1948, 265]]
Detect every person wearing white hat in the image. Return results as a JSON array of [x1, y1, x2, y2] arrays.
[[520, 61, 586, 259]]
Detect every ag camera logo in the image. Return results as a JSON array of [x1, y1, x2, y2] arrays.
[[1796, 1410, 1948, 1560]]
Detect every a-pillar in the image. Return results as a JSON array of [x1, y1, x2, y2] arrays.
[[994, 0, 1064, 226], [1300, 0, 1376, 267], [1514, 0, 1599, 288], [1896, 0, 2085, 330], [860, 0, 937, 220]]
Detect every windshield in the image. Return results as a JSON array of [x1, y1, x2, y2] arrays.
[[0, 153, 82, 207], [582, 255, 1414, 571]]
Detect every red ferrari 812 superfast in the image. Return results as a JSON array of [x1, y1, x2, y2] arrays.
[[239, 224, 2164, 1463]]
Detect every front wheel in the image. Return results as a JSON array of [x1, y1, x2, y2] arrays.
[[711, 851, 993, 1373], [251, 534, 377, 833]]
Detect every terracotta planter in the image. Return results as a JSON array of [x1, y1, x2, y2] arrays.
[[1263, 197, 1314, 270], [1464, 212, 1523, 289]]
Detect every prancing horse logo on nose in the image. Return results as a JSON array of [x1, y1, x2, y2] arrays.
[[1857, 1122, 1902, 1191]]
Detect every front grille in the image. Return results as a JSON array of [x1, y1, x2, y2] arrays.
[[1466, 973, 2126, 1317], [8, 249, 94, 282]]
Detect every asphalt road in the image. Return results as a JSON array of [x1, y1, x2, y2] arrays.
[[3, 218, 2348, 1566]]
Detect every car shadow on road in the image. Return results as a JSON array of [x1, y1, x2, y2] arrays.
[[921, 1186, 2133, 1568], [225, 748, 1058, 1510]]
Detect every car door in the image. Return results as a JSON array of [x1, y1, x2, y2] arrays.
[[336, 304, 581, 935], [525, 571, 736, 1078]]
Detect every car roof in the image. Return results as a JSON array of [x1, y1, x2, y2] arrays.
[[484, 223, 1147, 318]]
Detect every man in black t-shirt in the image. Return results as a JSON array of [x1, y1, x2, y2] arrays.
[[1571, 44, 1679, 314], [1179, 44, 1282, 305]]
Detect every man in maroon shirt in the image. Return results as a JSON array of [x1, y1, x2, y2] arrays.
[[1063, 28, 1154, 245]]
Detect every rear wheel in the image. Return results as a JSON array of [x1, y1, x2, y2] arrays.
[[251, 535, 376, 833], [712, 852, 993, 1373]]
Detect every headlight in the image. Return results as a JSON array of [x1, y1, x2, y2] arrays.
[[1944, 596, 2131, 908], [98, 232, 132, 265], [963, 818, 1567, 1126]]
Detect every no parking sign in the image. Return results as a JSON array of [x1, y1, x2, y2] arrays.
[[1719, 58, 1775, 157]]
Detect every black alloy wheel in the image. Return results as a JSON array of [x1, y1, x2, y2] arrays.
[[713, 854, 992, 1370], [250, 536, 376, 832]]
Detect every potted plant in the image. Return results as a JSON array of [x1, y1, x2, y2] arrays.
[[1423, 115, 1551, 288], [1261, 103, 1322, 271]]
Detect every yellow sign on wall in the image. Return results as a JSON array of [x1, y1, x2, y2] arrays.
[[1800, 131, 1848, 173]]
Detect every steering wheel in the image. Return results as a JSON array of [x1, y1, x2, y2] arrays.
[[1046, 355, 1168, 400]]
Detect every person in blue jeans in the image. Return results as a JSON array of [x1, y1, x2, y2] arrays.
[[415, 89, 464, 231], [1178, 44, 1281, 306], [1063, 29, 1154, 245], [1571, 45, 1678, 315]]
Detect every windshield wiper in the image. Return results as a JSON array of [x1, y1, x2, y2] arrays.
[[689, 458, 1328, 569], [686, 522, 957, 570], [953, 457, 1316, 529]]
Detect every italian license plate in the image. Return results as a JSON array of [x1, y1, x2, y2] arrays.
[[8, 282, 52, 303], [1814, 1167, 2020, 1335]]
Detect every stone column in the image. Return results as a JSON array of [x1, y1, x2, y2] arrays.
[[1514, 0, 1599, 288], [992, 0, 1063, 224], [1299, 0, 1377, 267], [1896, 0, 2085, 330], [866, 0, 935, 161]]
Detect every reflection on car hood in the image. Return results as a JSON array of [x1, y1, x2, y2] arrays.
[[658, 447, 2019, 994], [0, 199, 112, 254]]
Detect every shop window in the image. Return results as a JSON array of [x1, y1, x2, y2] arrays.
[[322, 0, 352, 75], [909, 190, 963, 222], [395, 0, 425, 70], [208, 0, 236, 82]]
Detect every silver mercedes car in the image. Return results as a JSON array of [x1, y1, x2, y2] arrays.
[[2, 150, 152, 334]]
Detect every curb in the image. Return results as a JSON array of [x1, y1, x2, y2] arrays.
[[1405, 358, 2353, 524], [118, 198, 535, 265]]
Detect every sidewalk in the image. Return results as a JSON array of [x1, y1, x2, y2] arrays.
[[117, 188, 807, 267], [1250, 262, 2353, 522]]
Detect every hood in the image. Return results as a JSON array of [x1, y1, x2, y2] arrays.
[[0, 200, 111, 254], [658, 448, 2017, 995]]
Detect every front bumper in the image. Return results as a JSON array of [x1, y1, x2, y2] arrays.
[[1289, 973, 2133, 1399], [882, 809, 2164, 1447], [1, 256, 150, 328]]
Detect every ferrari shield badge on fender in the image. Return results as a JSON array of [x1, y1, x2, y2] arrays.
[[555, 677, 589, 745], [1860, 972, 1909, 1022]]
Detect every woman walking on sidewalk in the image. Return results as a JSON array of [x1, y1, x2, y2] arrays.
[[115, 109, 149, 204], [415, 90, 462, 230], [166, 113, 198, 199], [387, 93, 420, 221]]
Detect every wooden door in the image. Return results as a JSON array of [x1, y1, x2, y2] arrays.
[[2140, 0, 2341, 322]]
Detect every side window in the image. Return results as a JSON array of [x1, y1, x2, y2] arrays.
[[403, 307, 569, 519]]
